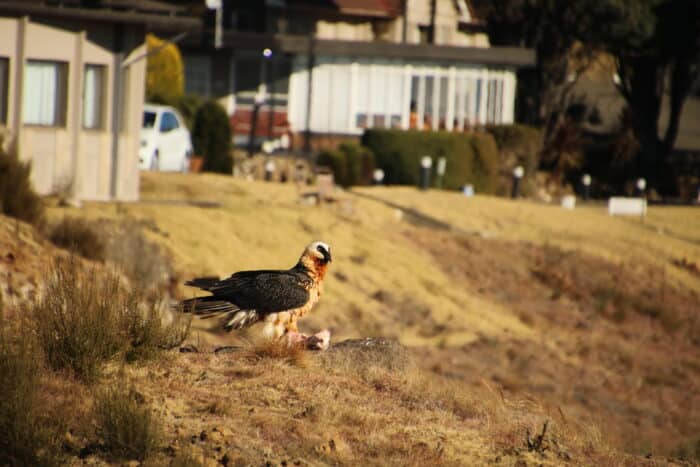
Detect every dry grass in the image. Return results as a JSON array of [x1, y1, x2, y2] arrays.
[[94, 378, 162, 462], [0, 316, 64, 466]]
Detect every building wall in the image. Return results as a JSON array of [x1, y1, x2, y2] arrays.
[[288, 56, 516, 136], [0, 17, 144, 201]]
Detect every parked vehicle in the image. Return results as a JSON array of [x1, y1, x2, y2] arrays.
[[139, 104, 193, 171]]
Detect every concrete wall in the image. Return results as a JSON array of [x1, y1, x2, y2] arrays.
[[0, 16, 145, 201]]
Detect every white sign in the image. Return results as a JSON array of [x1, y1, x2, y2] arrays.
[[608, 197, 647, 217]]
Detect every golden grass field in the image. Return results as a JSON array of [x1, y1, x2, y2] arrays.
[[8, 171, 693, 465]]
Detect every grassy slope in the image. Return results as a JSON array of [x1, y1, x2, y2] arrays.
[[43, 172, 700, 465]]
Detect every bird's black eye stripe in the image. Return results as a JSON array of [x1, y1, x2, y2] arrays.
[[316, 245, 325, 253]]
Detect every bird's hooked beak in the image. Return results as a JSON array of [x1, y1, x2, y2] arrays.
[[323, 248, 332, 263]]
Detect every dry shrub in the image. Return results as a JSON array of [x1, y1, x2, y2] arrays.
[[0, 136, 45, 227], [31, 258, 190, 383], [48, 216, 106, 261], [94, 379, 161, 462], [0, 316, 64, 466]]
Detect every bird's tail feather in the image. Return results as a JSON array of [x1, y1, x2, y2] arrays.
[[222, 310, 260, 331], [178, 297, 259, 332]]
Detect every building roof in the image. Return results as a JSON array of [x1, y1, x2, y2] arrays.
[[0, 0, 201, 30], [214, 31, 535, 67]]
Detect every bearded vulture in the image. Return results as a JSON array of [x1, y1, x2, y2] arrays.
[[180, 241, 332, 348]]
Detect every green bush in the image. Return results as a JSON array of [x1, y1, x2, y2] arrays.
[[95, 380, 161, 461], [49, 217, 106, 262], [192, 100, 233, 173], [0, 317, 63, 466], [485, 124, 543, 196], [361, 129, 499, 193], [0, 137, 45, 227], [317, 143, 375, 187], [31, 259, 189, 383]]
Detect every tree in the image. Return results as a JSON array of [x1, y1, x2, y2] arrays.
[[145, 33, 184, 104], [592, 0, 700, 193], [475, 0, 700, 194]]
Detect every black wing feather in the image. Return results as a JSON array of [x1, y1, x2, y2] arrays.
[[193, 269, 311, 313]]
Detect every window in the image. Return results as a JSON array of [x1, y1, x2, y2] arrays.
[[22, 60, 67, 126], [0, 57, 8, 125], [184, 56, 211, 96], [143, 111, 157, 129], [83, 64, 105, 129], [159, 112, 179, 132]]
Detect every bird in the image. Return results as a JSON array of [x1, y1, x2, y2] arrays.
[[180, 241, 332, 348]]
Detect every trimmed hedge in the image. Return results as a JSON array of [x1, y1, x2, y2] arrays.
[[192, 100, 232, 174], [361, 129, 500, 193], [317, 143, 375, 187]]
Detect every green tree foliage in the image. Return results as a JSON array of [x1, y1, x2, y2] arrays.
[[362, 130, 499, 193], [192, 100, 233, 173], [145, 34, 184, 104], [317, 143, 375, 187]]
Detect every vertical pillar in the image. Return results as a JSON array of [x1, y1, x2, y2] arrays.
[[71, 31, 85, 200], [12, 17, 27, 154]]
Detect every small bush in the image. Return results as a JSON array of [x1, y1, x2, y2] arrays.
[[49, 217, 106, 262], [0, 137, 45, 227], [31, 259, 189, 383], [485, 124, 542, 197], [0, 317, 63, 466], [94, 380, 161, 461], [361, 129, 499, 192], [192, 100, 233, 173]]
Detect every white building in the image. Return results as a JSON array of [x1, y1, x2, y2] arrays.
[[181, 0, 534, 150]]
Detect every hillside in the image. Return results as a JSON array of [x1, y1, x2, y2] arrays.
[[2, 171, 697, 465]]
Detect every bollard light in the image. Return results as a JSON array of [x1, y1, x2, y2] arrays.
[[511, 165, 524, 199], [373, 169, 385, 185], [262, 48, 273, 58], [636, 178, 646, 192], [264, 159, 276, 181], [420, 156, 432, 190], [436, 157, 447, 189], [582, 173, 592, 200]]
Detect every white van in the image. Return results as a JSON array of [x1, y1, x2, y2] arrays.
[[139, 104, 193, 171]]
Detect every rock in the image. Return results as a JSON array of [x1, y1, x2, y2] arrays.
[[320, 337, 410, 372]]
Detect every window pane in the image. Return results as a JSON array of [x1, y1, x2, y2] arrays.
[[424, 76, 434, 129], [83, 64, 104, 129], [0, 57, 7, 125], [23, 61, 62, 125]]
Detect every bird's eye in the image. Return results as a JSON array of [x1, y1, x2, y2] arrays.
[[316, 245, 325, 253]]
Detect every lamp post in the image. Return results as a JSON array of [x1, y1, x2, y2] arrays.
[[420, 156, 432, 190], [247, 86, 266, 158], [511, 165, 524, 199], [582, 174, 591, 200]]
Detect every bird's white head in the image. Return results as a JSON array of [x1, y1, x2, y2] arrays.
[[304, 241, 332, 265]]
